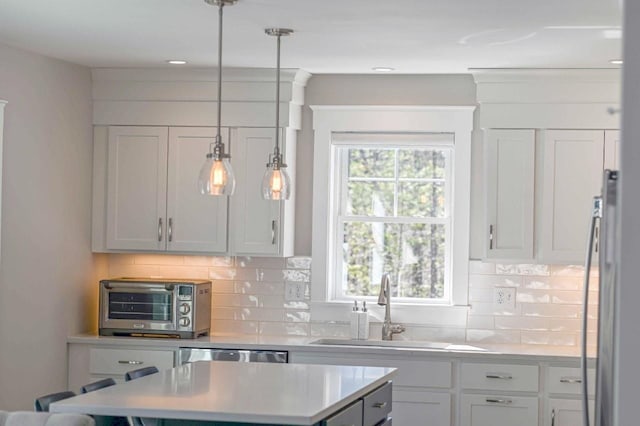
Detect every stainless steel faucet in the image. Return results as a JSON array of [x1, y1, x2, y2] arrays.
[[377, 273, 406, 340]]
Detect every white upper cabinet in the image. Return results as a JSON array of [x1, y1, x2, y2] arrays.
[[539, 130, 605, 263], [230, 128, 288, 256], [105, 126, 228, 253], [167, 127, 228, 252], [604, 129, 620, 170], [485, 129, 535, 260], [106, 126, 168, 251]]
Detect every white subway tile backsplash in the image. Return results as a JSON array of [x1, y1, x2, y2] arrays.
[[236, 256, 285, 269], [521, 303, 581, 318], [310, 322, 350, 338], [468, 260, 496, 275], [496, 263, 550, 276], [235, 281, 285, 295], [260, 322, 309, 336], [184, 256, 233, 267], [468, 274, 523, 288], [286, 257, 312, 269], [521, 331, 577, 346], [104, 255, 595, 346], [516, 289, 551, 304]]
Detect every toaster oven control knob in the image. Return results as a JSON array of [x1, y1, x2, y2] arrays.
[[179, 303, 191, 315], [179, 317, 191, 327]]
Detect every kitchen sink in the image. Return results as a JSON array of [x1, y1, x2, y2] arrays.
[[309, 338, 487, 351]]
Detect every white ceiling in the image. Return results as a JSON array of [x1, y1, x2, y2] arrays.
[[0, 0, 623, 73]]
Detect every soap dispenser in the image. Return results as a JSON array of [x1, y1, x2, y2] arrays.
[[350, 301, 360, 339], [358, 301, 370, 340]]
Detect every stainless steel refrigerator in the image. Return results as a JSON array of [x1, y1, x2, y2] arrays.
[[582, 169, 618, 426]]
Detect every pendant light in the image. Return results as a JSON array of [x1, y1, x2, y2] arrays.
[[198, 0, 237, 196], [261, 28, 293, 200]]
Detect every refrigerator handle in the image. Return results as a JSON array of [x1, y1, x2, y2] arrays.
[[581, 196, 602, 426]]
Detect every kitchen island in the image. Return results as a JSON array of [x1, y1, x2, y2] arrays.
[[51, 360, 396, 425]]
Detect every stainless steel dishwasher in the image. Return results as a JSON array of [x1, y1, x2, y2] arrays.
[[178, 347, 288, 365]]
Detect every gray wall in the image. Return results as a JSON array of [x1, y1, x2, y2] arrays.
[[294, 74, 480, 256], [0, 43, 107, 410]]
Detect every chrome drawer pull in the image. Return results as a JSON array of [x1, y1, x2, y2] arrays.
[[559, 377, 582, 384], [486, 398, 513, 404], [372, 402, 388, 409], [486, 373, 513, 380], [118, 360, 143, 365]]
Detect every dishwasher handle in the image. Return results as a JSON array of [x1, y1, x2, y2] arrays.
[[179, 348, 288, 365]]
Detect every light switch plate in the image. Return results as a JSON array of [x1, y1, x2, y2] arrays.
[[285, 282, 306, 301], [494, 287, 516, 309]]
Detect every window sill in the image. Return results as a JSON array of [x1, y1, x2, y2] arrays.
[[310, 301, 470, 327]]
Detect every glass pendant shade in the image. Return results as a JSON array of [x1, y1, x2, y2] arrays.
[[261, 164, 291, 200], [199, 155, 236, 196]]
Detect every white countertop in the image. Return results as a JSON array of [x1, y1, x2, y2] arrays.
[[69, 332, 592, 362], [51, 361, 395, 425]]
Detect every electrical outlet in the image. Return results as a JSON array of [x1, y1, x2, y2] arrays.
[[285, 282, 306, 301], [494, 287, 516, 309]]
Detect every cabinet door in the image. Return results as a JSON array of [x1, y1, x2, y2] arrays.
[[485, 129, 535, 260], [230, 128, 282, 255], [460, 394, 538, 426], [604, 130, 620, 170], [539, 130, 605, 263], [546, 399, 594, 426], [167, 127, 228, 252], [106, 126, 168, 250], [392, 389, 450, 426]]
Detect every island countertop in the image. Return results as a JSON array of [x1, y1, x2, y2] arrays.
[[51, 360, 396, 425]]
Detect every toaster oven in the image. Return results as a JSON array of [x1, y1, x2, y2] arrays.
[[99, 278, 211, 338]]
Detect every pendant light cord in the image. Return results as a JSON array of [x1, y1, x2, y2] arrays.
[[216, 2, 224, 148], [274, 33, 281, 158]]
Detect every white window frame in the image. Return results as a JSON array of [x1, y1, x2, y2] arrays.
[[333, 141, 453, 304], [310, 106, 475, 326]]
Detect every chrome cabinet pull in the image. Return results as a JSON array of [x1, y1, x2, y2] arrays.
[[158, 218, 163, 242], [168, 218, 173, 242], [486, 398, 512, 404], [271, 220, 277, 245], [118, 360, 143, 365], [372, 402, 387, 409], [559, 377, 582, 384], [486, 373, 513, 380], [551, 408, 556, 426], [489, 225, 494, 249]]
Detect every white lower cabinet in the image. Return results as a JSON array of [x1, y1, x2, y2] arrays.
[[68, 344, 176, 391], [460, 394, 538, 426], [392, 389, 451, 426], [289, 351, 452, 426], [545, 399, 594, 426]]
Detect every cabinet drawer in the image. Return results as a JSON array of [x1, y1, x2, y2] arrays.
[[547, 367, 595, 396], [363, 382, 392, 426], [461, 363, 539, 392], [89, 348, 174, 376], [324, 400, 363, 426], [460, 394, 538, 426]]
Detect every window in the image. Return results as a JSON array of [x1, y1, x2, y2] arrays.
[[310, 106, 474, 324], [333, 137, 453, 303]]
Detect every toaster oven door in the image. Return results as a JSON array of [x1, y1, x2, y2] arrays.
[[100, 282, 177, 332]]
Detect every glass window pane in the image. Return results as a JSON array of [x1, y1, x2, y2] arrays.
[[348, 148, 395, 178], [398, 149, 446, 179], [342, 222, 446, 299], [398, 182, 445, 217], [347, 181, 395, 216]]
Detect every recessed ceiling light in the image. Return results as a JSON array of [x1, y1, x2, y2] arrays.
[[372, 67, 394, 72], [610, 59, 624, 65], [166, 60, 187, 65]]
